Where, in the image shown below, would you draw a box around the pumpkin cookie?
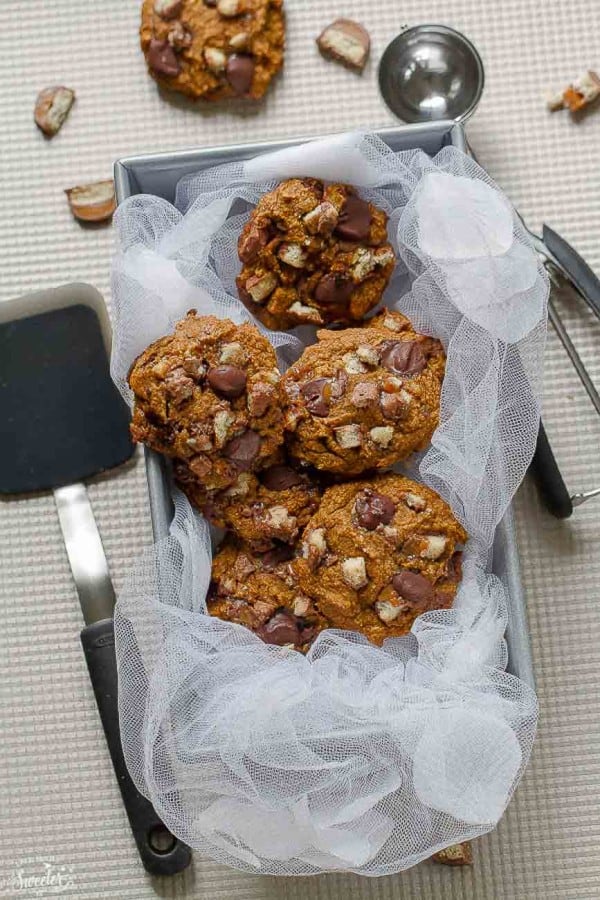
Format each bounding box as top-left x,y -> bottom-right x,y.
294,474 -> 467,646
141,0 -> 285,101
281,316 -> 445,475
209,537 -> 326,650
129,312 -> 283,491
236,178 -> 395,330
175,457 -> 321,550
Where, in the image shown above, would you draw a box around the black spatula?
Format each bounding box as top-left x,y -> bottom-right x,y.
0,283 -> 191,876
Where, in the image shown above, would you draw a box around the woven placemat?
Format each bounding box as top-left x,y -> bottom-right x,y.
1,1 -> 599,897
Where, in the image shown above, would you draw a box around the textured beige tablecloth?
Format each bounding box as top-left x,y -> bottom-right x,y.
1,1 -> 599,898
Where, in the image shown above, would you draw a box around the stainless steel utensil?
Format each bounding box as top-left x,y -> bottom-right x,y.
379,25 -> 484,124
378,25 -> 600,517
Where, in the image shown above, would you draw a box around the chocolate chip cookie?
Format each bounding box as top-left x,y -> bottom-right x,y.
236,178 -> 395,330
175,457 -> 321,550
128,312 -> 283,491
281,316 -> 446,475
294,474 -> 467,646
140,0 -> 285,101
209,537 -> 326,649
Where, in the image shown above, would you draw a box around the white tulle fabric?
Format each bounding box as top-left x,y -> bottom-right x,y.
111,132 -> 546,875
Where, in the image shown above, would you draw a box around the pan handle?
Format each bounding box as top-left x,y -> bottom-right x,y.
80,618 -> 192,875
543,224 -> 600,322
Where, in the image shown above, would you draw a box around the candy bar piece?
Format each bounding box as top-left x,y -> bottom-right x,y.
546,90 -> 565,112
432,841 -> 473,866
563,70 -> 600,112
316,19 -> 370,72
34,86 -> 75,137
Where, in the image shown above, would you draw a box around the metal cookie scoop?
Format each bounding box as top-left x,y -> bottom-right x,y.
379,25 -> 484,124
378,24 -> 600,517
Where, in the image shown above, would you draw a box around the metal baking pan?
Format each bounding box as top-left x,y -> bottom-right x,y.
114,121 -> 535,689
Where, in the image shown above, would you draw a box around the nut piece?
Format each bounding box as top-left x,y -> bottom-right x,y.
204,46 -> 227,72
266,506 -> 296,531
293,596 -> 310,617
154,0 -> 183,18
352,248 -> 377,282
317,19 -> 371,72
404,491 -> 426,512
421,535 -> 447,560
342,352 -> 367,375
382,314 -> 409,333
356,344 -> 380,367
341,557 -> 368,590
217,0 -> 240,16
230,31 -> 250,51
380,390 -> 410,420
219,342 -> 248,365
375,599 -> 401,623
247,382 -> 276,417
351,382 -> 379,408
34,86 -> 75,137
65,180 -> 116,223
246,272 -> 277,303
213,410 -> 235,448
303,201 -> 339,235
370,426 -> 394,448
432,842 -> 473,866
165,367 -> 194,404
289,302 -> 323,324
168,21 -> 192,50
224,472 -> 253,497
278,243 -> 308,268
305,527 -> 327,555
302,527 -> 327,571
335,424 -> 362,449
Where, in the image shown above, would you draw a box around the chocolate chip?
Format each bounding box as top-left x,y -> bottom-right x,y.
260,465 -> 304,491
207,365 -> 247,399
148,38 -> 181,77
392,571 -> 434,606
379,340 -> 427,376
335,195 -> 372,241
257,610 -> 301,646
445,551 -> 463,583
260,545 -> 295,568
226,54 -> 255,95
300,378 -> 331,417
355,490 -> 396,530
224,430 -> 261,471
315,273 -> 354,306
300,625 -> 318,646
204,0 -> 217,5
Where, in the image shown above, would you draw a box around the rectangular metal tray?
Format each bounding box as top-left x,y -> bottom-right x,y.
115,121 -> 535,689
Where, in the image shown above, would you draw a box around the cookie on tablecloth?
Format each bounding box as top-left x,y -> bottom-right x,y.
236,178 -> 395,330
141,0 -> 285,100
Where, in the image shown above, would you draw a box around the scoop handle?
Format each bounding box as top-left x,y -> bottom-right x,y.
530,422 -> 573,519
543,224 -> 600,322
80,618 -> 192,875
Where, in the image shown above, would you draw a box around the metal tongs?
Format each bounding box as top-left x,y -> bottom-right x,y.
526,223 -> 600,517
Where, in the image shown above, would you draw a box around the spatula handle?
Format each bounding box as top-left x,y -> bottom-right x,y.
80,618 -> 192,875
